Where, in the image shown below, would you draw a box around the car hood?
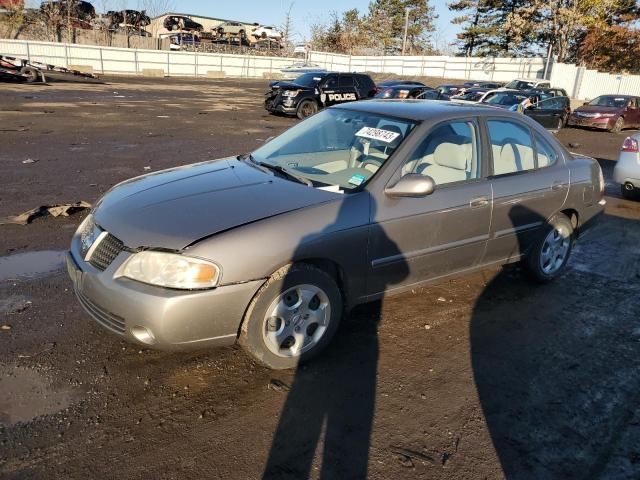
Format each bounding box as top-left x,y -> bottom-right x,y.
93,158 -> 341,250
269,81 -> 314,91
574,105 -> 623,114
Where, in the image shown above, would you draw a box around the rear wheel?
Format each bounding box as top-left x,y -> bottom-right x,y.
239,264 -> 343,370
621,183 -> 637,199
524,214 -> 574,283
20,66 -> 39,83
611,117 -> 624,133
555,116 -> 564,130
296,99 -> 318,119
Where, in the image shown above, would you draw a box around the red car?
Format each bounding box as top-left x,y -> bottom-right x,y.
567,95 -> 640,133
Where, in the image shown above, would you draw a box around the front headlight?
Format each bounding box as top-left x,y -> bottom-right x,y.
122,251 -> 220,290
282,90 -> 300,97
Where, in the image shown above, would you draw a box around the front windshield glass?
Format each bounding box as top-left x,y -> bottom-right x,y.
485,92 -> 528,106
251,109 -> 417,191
457,91 -> 484,101
588,96 -> 629,108
293,73 -> 324,87
504,80 -> 534,89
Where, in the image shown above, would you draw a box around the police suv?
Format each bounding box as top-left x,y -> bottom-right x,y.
265,72 -> 377,119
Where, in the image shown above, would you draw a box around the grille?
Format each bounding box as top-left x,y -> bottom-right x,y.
88,233 -> 124,271
75,289 -> 126,334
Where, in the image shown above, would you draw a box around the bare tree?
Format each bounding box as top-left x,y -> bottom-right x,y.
139,0 -> 174,37
279,2 -> 295,48
1,1 -> 25,39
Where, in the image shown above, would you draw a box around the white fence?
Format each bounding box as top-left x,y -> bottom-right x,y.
1,38 -> 548,81
550,63 -> 640,100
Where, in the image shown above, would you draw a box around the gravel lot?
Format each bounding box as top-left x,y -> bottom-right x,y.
1,76 -> 639,480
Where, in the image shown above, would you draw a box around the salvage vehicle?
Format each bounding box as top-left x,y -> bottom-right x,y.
264,72 -> 376,119
163,15 -> 203,32
614,135 -> 640,199
503,78 -> 551,90
376,79 -> 426,93
523,96 -> 571,129
67,100 -> 605,369
567,95 -> 640,133
450,87 -> 491,103
375,84 -> 434,99
436,84 -> 467,98
215,21 -> 249,39
252,25 -> 282,40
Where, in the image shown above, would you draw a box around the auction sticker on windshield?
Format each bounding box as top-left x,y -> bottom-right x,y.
355,127 -> 400,143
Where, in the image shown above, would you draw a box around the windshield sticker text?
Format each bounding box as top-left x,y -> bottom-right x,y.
355,127 -> 401,143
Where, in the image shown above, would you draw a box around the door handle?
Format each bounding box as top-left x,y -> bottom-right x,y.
470,197 -> 489,208
552,182 -> 565,191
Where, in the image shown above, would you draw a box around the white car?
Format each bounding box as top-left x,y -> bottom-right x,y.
252,26 -> 282,40
614,135 -> 640,199
502,78 -> 551,90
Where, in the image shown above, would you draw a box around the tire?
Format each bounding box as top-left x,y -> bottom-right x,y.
523,214 -> 574,283
611,117 -> 624,133
20,66 -> 39,83
556,117 -> 564,130
296,99 -> 318,119
239,263 -> 343,370
621,184 -> 636,200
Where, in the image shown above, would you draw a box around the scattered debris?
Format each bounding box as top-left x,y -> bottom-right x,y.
157,115 -> 170,118
568,142 -> 581,148
21,158 -> 37,164
268,379 -> 290,393
437,297 -> 446,302
143,166 -> 152,171
424,324 -> 432,330
0,201 -> 91,225
0,295 -> 32,315
1,325 -> 11,330
390,446 -> 437,466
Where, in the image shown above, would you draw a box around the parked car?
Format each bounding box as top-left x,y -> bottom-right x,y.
503,78 -> 551,90
252,25 -> 282,40
161,33 -> 200,50
528,87 -> 569,98
415,89 -> 449,100
216,21 -> 250,38
523,96 -> 571,129
280,62 -> 327,79
163,15 -> 203,32
376,79 -> 426,93
436,84 -> 467,98
375,84 -> 434,99
462,81 -> 503,89
451,87 -> 491,103
264,72 -> 376,119
614,135 -> 640,199
67,100 -> 604,369
482,90 -> 532,109
41,0 -> 95,21
108,9 -> 150,28
567,95 -> 640,133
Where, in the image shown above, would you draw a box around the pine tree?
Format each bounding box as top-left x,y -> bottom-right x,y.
448,0 -> 493,56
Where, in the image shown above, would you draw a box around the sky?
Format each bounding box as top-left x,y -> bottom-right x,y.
114,0 -> 460,50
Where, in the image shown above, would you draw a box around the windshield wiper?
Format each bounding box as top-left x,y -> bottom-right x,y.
241,154 -> 313,187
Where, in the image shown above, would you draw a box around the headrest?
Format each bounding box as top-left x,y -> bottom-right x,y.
433,142 -> 469,170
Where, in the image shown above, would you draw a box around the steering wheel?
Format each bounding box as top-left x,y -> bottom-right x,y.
360,158 -> 383,171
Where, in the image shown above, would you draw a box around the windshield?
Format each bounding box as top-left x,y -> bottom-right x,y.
504,80 -> 535,89
292,73 -> 324,87
588,96 -> 629,108
457,91 -> 484,101
485,92 -> 528,106
251,109 -> 417,191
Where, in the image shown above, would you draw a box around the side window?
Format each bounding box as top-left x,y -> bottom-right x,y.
487,119 -> 535,175
323,76 -> 338,89
401,121 -> 479,186
535,134 -> 558,168
339,76 -> 355,88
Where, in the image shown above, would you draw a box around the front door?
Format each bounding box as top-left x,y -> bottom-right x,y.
320,75 -> 358,108
524,97 -> 569,129
368,119 -> 492,296
484,118 -> 570,264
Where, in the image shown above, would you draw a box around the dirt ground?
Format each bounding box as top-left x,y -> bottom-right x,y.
1,76 -> 639,480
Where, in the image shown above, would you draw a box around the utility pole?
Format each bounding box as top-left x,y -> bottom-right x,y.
401,7 -> 409,55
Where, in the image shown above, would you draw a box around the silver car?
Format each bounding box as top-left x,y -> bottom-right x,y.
614,135 -> 640,199
67,101 -> 605,369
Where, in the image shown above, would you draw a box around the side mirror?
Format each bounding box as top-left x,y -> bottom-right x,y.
385,174 -> 435,198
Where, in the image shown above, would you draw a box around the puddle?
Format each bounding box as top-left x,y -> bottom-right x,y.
0,367 -> 75,426
0,250 -> 65,282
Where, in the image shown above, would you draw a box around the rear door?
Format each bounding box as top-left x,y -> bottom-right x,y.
321,75 -> 358,106
484,118 -> 570,264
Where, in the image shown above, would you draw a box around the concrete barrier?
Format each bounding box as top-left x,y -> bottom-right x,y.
206,70 -> 225,78
142,68 -> 165,77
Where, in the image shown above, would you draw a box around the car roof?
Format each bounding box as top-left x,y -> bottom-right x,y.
332,98 -> 511,121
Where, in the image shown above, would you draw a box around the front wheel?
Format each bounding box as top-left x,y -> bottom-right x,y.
239,264 -> 343,369
20,66 -> 39,83
296,99 -> 318,119
611,117 -> 624,133
523,214 -> 574,283
621,183 -> 637,200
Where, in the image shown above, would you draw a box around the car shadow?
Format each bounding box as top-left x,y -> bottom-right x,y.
470,206 -> 640,479
262,193 -> 409,479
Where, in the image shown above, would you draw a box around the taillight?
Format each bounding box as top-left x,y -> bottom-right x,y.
622,136 -> 639,152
